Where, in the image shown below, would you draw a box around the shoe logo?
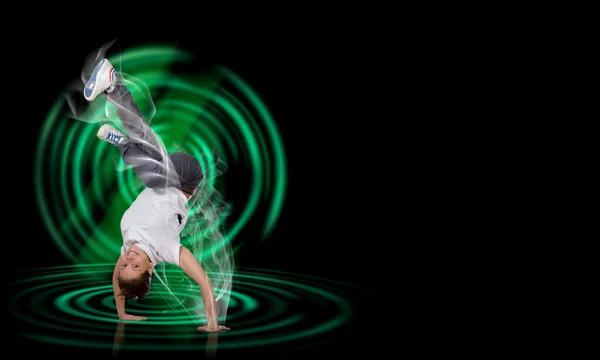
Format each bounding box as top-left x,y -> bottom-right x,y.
87,81 -> 95,89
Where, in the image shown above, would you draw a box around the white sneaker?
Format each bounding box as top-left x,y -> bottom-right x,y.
97,124 -> 126,146
84,58 -> 117,101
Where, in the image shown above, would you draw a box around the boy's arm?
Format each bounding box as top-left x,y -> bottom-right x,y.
112,257 -> 127,318
112,257 -> 146,321
178,246 -> 229,332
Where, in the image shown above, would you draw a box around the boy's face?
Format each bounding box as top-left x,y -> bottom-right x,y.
119,244 -> 153,280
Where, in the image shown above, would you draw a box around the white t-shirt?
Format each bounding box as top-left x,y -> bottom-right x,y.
120,187 -> 188,266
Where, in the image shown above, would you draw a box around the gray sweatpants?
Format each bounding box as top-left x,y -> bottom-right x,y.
105,81 -> 178,189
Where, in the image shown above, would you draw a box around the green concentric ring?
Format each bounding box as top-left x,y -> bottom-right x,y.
8,266 -> 362,351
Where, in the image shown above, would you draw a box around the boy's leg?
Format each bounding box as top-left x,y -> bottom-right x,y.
105,81 -> 163,157
86,59 -> 170,188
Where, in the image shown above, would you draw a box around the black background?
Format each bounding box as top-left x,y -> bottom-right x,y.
7,30 -> 382,358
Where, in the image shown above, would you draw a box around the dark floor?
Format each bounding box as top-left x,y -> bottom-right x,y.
8,265 -> 372,358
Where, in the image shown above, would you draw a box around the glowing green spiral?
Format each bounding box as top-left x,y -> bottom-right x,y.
34,45 -> 287,263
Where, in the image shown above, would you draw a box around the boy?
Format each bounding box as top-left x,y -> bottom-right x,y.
84,58 -> 229,333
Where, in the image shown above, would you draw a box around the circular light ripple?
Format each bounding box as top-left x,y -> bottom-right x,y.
8,266 -> 364,352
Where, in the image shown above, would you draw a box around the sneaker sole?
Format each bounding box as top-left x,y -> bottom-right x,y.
84,59 -> 106,100
84,60 -> 115,101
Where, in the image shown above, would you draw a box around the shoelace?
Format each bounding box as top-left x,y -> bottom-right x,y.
106,132 -> 122,145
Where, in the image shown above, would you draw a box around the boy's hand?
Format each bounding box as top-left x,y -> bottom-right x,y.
119,314 -> 147,321
197,325 -> 230,333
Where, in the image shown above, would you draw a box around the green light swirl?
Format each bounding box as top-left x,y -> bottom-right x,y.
34,45 -> 287,263
8,266 -> 364,351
